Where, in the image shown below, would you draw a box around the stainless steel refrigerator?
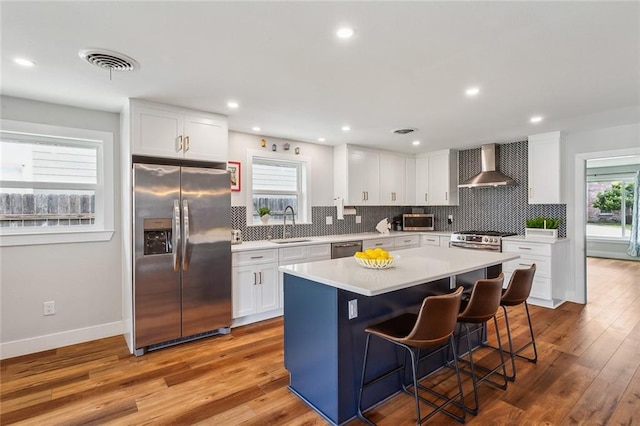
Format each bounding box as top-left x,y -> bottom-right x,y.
132,159 -> 231,355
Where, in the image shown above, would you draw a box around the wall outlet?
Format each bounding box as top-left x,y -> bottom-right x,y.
448,214 -> 453,224
355,215 -> 361,224
326,216 -> 333,225
43,301 -> 56,316
348,299 -> 358,319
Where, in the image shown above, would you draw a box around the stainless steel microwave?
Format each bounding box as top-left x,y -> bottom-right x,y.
402,213 -> 434,231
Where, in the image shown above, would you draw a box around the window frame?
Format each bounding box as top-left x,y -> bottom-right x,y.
245,149 -> 311,225
0,119 -> 114,246
586,174 -> 635,241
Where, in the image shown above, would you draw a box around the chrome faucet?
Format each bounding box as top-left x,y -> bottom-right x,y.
283,205 -> 296,239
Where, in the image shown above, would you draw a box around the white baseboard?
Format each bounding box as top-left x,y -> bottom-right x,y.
0,321 -> 123,360
587,251 -> 640,261
232,309 -> 283,327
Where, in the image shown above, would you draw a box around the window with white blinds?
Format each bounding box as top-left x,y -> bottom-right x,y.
251,157 -> 306,223
0,119 -> 114,246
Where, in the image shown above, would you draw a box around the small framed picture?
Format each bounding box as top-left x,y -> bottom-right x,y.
227,161 -> 241,192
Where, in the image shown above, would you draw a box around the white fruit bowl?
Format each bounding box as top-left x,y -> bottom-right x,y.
354,255 -> 397,269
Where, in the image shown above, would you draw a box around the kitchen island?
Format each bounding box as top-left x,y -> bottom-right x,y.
280,246 -> 519,425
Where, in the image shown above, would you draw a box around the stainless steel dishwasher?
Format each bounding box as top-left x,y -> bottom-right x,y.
331,241 -> 363,259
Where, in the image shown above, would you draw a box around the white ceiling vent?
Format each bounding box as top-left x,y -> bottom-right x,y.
78,49 -> 139,74
392,128 -> 418,135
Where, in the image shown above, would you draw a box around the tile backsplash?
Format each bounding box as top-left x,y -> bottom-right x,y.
232,140 -> 566,241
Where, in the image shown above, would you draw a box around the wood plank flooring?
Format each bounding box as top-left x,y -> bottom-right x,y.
1,257 -> 639,425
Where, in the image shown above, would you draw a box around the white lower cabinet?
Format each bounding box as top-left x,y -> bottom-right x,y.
421,234 -> 440,247
394,234 -> 420,250
232,249 -> 279,321
363,238 -> 394,250
502,237 -> 569,309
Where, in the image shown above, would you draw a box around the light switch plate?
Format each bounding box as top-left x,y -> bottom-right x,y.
348,299 -> 358,319
355,216 -> 361,224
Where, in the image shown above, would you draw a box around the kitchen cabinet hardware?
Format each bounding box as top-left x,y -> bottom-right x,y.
518,247 -> 532,250
184,136 -> 190,151
176,135 -> 183,151
250,256 -> 264,259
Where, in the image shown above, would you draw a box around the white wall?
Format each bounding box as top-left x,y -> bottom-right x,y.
227,131 -> 334,208
563,122 -> 640,304
0,96 -> 122,358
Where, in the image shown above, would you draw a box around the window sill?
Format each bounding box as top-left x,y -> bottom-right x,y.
586,236 -> 631,244
0,229 -> 114,247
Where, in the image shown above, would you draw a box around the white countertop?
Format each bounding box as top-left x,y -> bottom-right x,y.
231,231 -> 452,252
279,246 -> 519,296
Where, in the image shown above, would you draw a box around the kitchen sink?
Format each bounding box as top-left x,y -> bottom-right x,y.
269,238 -> 314,244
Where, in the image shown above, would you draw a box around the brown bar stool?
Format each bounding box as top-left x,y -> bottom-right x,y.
455,273 -> 508,415
357,287 -> 465,425
497,264 -> 538,381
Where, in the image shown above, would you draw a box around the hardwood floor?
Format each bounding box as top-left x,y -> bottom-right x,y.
2,257 -> 639,425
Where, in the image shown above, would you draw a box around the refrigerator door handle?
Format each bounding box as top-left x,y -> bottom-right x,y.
182,199 -> 190,271
173,199 -> 181,272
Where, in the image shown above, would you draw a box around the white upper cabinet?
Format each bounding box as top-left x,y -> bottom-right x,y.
335,145 -> 380,205
405,157 -> 416,205
528,131 -> 565,204
130,100 -> 228,162
415,149 -> 459,206
335,145 -> 416,206
379,152 -> 407,204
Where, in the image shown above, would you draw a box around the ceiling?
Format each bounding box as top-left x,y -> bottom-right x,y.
2,1 -> 639,154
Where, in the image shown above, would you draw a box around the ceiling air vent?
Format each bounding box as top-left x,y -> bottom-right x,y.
392,128 -> 418,135
79,49 -> 139,78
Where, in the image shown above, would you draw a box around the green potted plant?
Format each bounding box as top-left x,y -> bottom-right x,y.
525,217 -> 561,239
258,206 -> 271,224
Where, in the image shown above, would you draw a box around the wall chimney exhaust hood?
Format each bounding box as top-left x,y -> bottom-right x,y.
458,143 -> 516,188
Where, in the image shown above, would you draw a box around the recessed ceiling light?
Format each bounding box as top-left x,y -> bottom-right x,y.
465,87 -> 480,96
252,126 -> 261,132
318,137 -> 326,142
342,126 -> 350,132
227,101 -> 239,108
336,27 -> 355,39
412,140 -> 421,146
14,57 -> 35,67
530,116 -> 543,123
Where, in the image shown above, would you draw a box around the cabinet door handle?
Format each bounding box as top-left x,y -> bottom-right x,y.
404,239 -> 412,243
259,272 -> 263,285
518,247 -> 532,250
425,238 -> 436,242
184,136 -> 190,152
445,191 -> 448,201
253,272 -> 257,285
519,263 -> 533,266
374,242 -> 383,246
250,255 -> 264,259
362,191 -> 366,201
177,135 -> 183,152
424,192 -> 428,202
366,191 -> 369,201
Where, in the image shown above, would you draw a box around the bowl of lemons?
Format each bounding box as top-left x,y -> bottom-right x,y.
353,247 -> 397,269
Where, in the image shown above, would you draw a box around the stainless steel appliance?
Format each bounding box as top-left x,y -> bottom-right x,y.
449,230 -> 516,284
133,158 -> 231,355
450,231 -> 516,251
331,241 -> 363,259
402,213 -> 434,231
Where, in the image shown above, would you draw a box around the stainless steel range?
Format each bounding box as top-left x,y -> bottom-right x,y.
450,231 -> 516,252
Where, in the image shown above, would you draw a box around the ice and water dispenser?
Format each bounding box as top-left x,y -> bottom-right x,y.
143,218 -> 173,255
